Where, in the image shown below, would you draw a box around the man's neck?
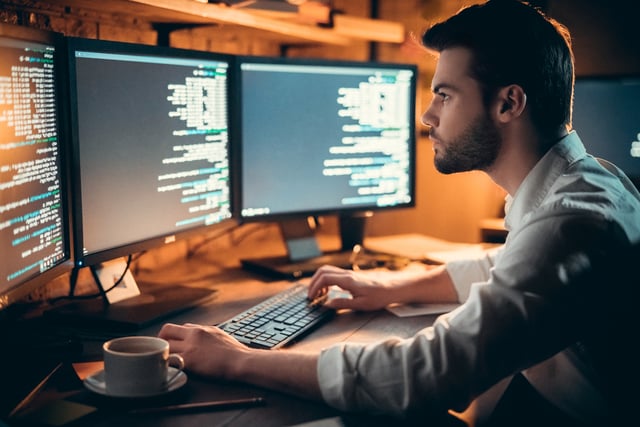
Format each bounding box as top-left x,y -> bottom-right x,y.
486,128 -> 567,196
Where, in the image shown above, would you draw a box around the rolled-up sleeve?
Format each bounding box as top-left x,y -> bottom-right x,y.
446,248 -> 499,302
317,329 -> 463,416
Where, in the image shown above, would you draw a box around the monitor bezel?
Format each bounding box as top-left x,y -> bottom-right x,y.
233,54 -> 418,224
65,37 -> 238,268
0,23 -> 75,312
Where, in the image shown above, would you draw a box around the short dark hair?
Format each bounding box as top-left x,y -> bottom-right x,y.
422,0 -> 574,145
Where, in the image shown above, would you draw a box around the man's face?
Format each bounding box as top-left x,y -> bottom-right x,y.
421,48 -> 501,174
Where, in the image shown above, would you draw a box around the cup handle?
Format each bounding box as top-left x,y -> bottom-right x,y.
166,353 -> 185,386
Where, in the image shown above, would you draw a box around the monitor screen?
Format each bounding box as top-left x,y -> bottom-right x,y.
235,56 -> 417,276
237,56 -> 417,222
66,38 -> 236,268
572,75 -> 640,185
0,24 -> 73,311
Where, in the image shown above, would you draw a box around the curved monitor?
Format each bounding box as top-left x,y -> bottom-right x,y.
66,38 -> 236,268
0,23 -> 74,312
235,56 -> 417,276
573,75 -> 640,187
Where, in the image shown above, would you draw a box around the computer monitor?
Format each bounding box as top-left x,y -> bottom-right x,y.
572,75 -> 640,188
0,23 -> 74,314
0,23 -> 75,421
236,56 -> 417,277
48,38 -> 236,330
67,37 -> 235,268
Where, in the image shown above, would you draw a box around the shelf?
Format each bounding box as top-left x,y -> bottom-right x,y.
61,0 -> 406,46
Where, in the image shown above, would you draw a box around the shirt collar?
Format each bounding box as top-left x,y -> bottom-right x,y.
504,131 -> 587,231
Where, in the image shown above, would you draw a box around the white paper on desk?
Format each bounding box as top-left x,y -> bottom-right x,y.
386,302 -> 460,317
424,246 -> 488,264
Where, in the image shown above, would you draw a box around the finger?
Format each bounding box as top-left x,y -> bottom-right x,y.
309,265 -> 342,286
308,269 -> 347,298
158,323 -> 186,340
183,322 -> 204,328
308,267 -> 328,297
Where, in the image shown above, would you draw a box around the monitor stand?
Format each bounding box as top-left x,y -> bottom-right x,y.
241,212 -> 373,279
45,258 -> 217,333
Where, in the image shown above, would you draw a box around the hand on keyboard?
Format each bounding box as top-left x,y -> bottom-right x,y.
217,283 -> 336,349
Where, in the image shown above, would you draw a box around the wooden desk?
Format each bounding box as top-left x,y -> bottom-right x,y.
10,227 -> 464,426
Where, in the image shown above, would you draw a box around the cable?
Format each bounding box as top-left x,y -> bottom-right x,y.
186,222 -> 245,258
85,254 -> 133,299
52,255 -> 133,303
229,222 -> 273,246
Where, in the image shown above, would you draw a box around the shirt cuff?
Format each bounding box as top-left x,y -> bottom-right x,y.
445,254 -> 495,302
317,343 -> 363,411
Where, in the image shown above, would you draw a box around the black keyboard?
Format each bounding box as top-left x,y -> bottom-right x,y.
218,283 -> 335,349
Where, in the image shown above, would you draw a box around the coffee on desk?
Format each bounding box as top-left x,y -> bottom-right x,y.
103,336 -> 184,397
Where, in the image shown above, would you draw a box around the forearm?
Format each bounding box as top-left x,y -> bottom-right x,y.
388,264 -> 459,304
230,348 -> 323,401
310,264 -> 460,312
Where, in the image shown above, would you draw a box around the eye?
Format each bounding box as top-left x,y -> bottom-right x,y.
434,89 -> 450,103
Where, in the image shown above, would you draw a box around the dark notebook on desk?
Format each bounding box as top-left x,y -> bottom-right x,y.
45,284 -> 217,333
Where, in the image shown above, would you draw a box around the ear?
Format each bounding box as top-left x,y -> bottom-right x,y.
495,84 -> 527,123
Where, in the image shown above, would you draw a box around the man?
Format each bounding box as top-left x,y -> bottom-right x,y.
159,1 -> 640,425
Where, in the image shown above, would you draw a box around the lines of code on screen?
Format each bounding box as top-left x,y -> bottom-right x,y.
240,62 -> 414,218
73,50 -> 232,258
0,37 -> 66,293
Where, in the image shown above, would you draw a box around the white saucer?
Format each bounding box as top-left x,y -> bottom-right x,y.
84,367 -> 187,398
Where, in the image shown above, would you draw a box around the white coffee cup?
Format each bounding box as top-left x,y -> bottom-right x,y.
103,336 -> 184,397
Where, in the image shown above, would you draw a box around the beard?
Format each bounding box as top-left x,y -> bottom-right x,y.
432,112 -> 502,174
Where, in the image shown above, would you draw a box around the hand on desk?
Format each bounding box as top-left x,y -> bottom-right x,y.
157,322 -> 323,401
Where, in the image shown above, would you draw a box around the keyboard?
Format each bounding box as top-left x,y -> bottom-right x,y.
217,282 -> 335,349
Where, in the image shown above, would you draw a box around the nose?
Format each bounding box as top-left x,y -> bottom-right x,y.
420,111 -> 430,128
421,105 -> 436,129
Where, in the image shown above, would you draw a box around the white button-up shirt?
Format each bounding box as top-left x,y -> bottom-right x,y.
317,132 -> 640,424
